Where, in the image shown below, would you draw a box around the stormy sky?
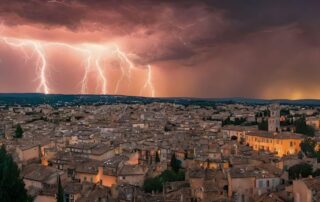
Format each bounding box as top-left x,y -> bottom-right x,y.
0,0 -> 320,99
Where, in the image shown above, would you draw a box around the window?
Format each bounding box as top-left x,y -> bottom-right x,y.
267,180 -> 270,187
65,194 -> 69,202
290,142 -> 293,147
67,168 -> 74,177
65,194 -> 74,202
83,176 -> 87,182
258,180 -> 264,188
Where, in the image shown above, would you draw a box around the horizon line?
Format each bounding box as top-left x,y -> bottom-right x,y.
0,92 -> 320,101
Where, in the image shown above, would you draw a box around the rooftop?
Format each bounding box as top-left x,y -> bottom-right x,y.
246,131 -> 304,139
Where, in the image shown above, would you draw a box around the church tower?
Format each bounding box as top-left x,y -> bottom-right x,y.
268,104 -> 280,132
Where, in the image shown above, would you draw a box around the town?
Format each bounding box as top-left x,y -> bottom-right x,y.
1,102 -> 320,202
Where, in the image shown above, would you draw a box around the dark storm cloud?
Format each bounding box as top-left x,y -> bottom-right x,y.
2,0 -> 320,60
0,0 -> 85,27
1,0 -> 320,39
0,0 -> 225,62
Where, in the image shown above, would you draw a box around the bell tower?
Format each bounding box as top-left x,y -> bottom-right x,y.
268,104 -> 280,132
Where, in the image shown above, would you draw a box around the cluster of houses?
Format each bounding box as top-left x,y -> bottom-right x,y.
1,102 -> 320,201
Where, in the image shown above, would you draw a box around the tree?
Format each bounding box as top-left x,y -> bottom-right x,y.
280,117 -> 293,126
160,170 -> 185,182
233,118 -> 246,125
14,124 -> 23,138
255,112 -> 263,118
300,138 -> 317,157
312,169 -> 320,177
258,120 -> 268,131
288,163 -> 313,180
164,121 -> 175,132
300,138 -> 320,162
155,151 -> 160,163
280,109 -> 290,116
170,153 -> 181,173
262,109 -> 270,117
0,145 -> 6,161
0,145 -> 31,202
222,117 -> 246,126
56,175 -> 64,202
222,117 -> 232,126
143,169 -> 185,193
294,118 -> 315,137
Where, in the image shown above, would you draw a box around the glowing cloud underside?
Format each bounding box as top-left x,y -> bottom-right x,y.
0,37 -> 155,97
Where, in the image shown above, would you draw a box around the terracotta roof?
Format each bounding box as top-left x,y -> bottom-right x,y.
246,131 -> 304,139
302,176 -> 320,191
119,165 -> 146,176
23,164 -> 60,182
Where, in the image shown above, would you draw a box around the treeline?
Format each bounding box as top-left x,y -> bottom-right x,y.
0,146 -> 32,202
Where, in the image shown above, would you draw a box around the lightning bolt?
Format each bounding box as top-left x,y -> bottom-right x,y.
140,64 -> 155,97
112,45 -> 135,94
35,44 -> 49,94
81,55 -> 91,94
44,42 -> 94,94
0,34 -> 157,96
169,17 -> 209,47
2,38 -> 50,94
95,56 -> 107,94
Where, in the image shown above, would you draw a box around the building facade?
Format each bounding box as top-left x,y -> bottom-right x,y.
245,131 -> 303,157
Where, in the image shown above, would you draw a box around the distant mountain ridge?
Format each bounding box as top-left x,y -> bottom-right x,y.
0,93 -> 320,107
